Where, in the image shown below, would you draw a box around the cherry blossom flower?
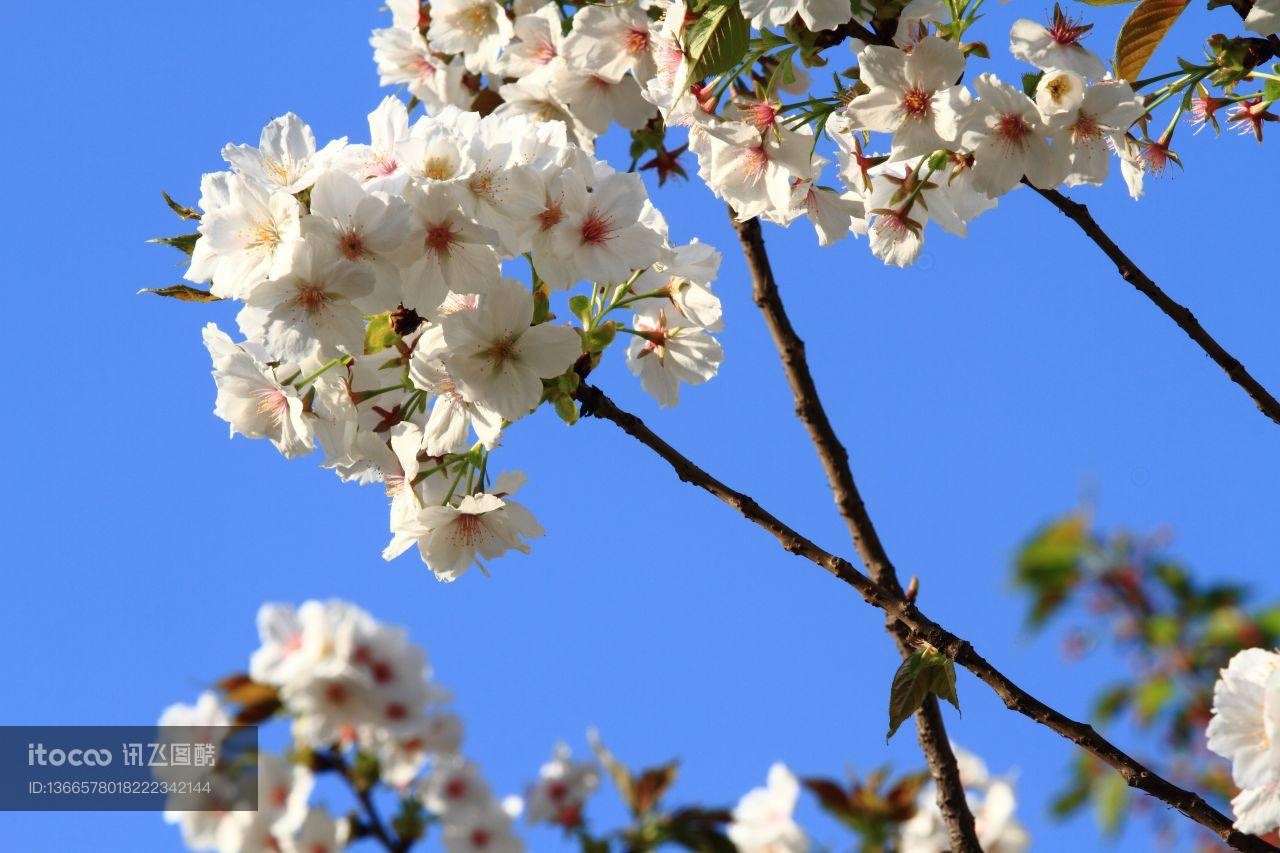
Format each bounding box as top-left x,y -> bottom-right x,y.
524,744 -> 599,826
1010,6 -> 1107,82
189,174 -> 302,300
238,242 -> 374,362
1047,81 -> 1145,187
740,0 -> 852,36
439,277 -> 581,420
1034,68 -> 1086,116
427,0 -> 513,73
844,37 -> 967,160
222,113 -> 346,194
561,5 -> 655,84
371,28 -> 469,114
553,171 -> 667,285
704,122 -> 817,221
727,763 -> 808,853
1208,648 -> 1280,834
401,185 -> 502,311
503,4 -> 565,79
962,73 -> 1063,197
626,304 -> 723,407
203,324 -> 314,459
409,335 -> 505,455
305,169 -> 414,304
552,64 -> 657,135
385,472 -> 545,579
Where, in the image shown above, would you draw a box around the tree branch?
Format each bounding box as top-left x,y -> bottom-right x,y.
1032,184 -> 1280,428
324,750 -> 406,852
575,383 -> 1276,853
732,214 -> 982,853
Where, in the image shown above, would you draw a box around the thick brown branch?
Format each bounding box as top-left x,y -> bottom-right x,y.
1032,184 -> 1280,428
576,383 -> 1276,853
733,214 -> 981,852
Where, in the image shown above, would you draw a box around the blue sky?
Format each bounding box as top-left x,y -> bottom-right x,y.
2,1 -> 1278,850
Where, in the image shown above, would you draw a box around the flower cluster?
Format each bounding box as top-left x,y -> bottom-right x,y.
1209,648 -> 1280,836
899,749 -> 1030,853
161,600 -> 1029,852
163,600 -> 518,853
177,99 -> 724,581
367,0 -> 1279,269
722,750 -> 1028,853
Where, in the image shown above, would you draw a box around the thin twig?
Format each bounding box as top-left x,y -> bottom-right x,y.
576,383 -> 1276,853
326,750 -> 404,852
732,214 -> 982,853
1032,184 -> 1280,428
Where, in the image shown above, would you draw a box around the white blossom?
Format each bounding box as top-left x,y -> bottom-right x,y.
727,763 -> 808,853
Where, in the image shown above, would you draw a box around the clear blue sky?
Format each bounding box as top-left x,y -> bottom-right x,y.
2,1 -> 1278,850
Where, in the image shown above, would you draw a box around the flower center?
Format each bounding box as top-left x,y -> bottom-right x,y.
482,334 -> 519,365
339,229 -> 367,260
324,682 -> 348,706
255,388 -> 290,426
421,155 -> 455,181
468,170 -> 496,200
295,281 -> 329,313
625,27 -> 650,55
1072,112 -> 1101,141
902,86 -> 932,118
251,219 -> 281,250
743,145 -> 770,176
532,40 -> 557,65
579,210 -> 613,245
425,223 -> 458,255
459,3 -> 491,37
411,55 -> 437,81
367,154 -> 400,178
538,202 -> 565,231
996,112 -> 1031,145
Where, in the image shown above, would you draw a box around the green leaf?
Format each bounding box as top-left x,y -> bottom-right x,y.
1013,513 -> 1089,627
1134,675 -> 1174,722
887,648 -> 960,740
162,191 -> 201,221
363,312 -> 399,354
138,284 -> 224,303
1092,684 -> 1131,722
1021,71 -> 1045,98
1253,605 -> 1280,641
149,233 -> 200,256
1142,613 -> 1179,647
569,294 -> 593,325
1115,0 -> 1191,83
684,0 -> 749,80
1092,771 -> 1130,835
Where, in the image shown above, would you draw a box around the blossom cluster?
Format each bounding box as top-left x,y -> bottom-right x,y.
163,600 -> 520,853
722,750 -> 1028,852
181,100 -> 724,581
161,600 -> 1029,852
368,0 -> 1279,269
1208,648 -> 1280,836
